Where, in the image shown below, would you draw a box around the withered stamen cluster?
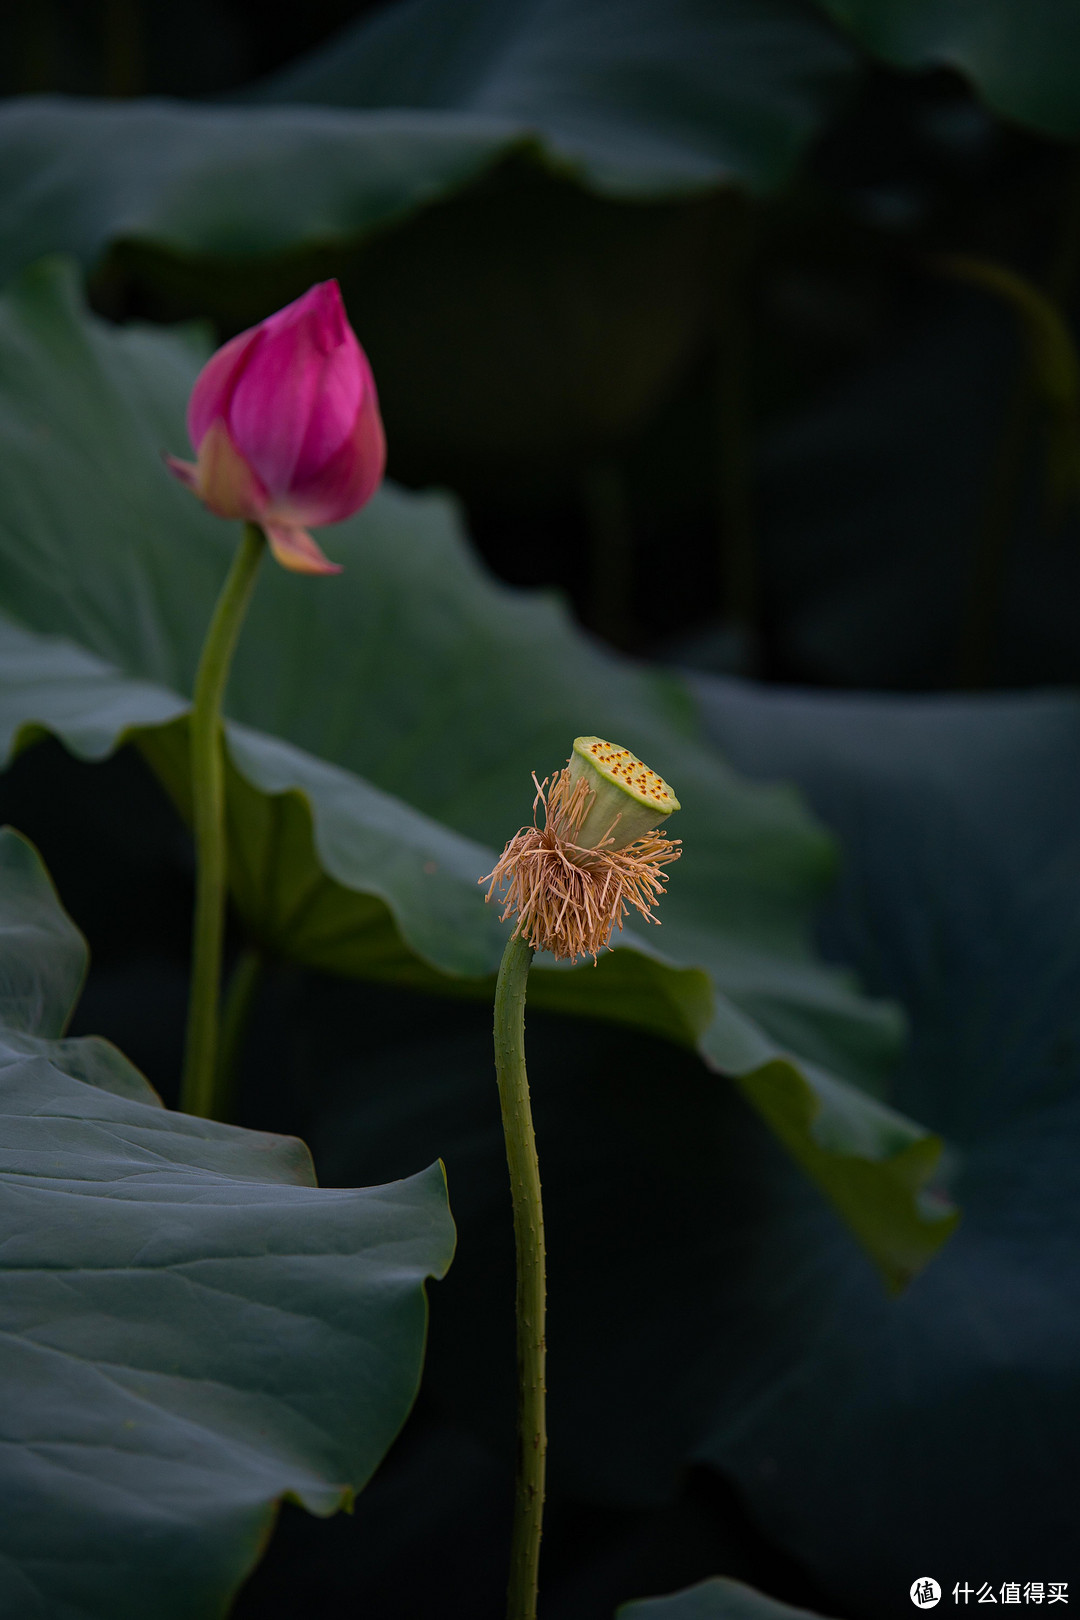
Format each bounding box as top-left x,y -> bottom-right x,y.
481,767 -> 681,963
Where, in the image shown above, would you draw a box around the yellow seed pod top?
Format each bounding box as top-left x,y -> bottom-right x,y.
574,737 -> 680,813
566,736 -> 680,850
482,738 -> 682,958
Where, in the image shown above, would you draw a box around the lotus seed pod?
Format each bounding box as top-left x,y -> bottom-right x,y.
566,736 -> 680,851
482,741 -> 681,962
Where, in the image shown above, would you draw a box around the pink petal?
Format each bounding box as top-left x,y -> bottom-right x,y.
259,279 -> 350,348
267,383 -> 386,528
262,522 -> 343,575
186,327 -> 261,451
289,330 -> 368,487
163,453 -> 200,492
226,282 -> 361,497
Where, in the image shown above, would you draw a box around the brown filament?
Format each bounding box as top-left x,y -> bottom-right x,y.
482,767 -> 681,964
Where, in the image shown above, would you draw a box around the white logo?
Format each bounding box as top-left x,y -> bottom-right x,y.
911,1579 -> 942,1608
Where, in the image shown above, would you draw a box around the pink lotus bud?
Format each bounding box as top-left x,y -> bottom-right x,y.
165,280 -> 385,574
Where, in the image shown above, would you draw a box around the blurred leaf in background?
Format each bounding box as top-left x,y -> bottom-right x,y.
689,674 -> 1080,1617
3,0 -> 1080,677
0,0 -> 857,499
618,1578 -> 839,1619
816,0 -> 1080,139
746,287 -> 1080,689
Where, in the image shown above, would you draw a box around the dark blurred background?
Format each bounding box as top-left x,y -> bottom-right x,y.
2,0 -> 380,99
4,0 -> 1080,692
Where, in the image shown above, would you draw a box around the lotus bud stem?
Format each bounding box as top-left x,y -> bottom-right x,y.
171,281 -> 384,1118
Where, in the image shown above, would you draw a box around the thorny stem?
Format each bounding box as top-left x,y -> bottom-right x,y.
180,522 -> 266,1118
492,932 -> 546,1620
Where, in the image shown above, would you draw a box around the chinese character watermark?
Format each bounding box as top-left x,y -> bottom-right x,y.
946,1582 -> 1068,1606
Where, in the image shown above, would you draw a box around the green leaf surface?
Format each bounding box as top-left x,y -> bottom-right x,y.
618,1578 -> 839,1620
0,96 -> 519,292
250,0 -> 855,195
687,675 -> 1080,1617
0,256 -> 953,1286
816,0 -> 1080,139
0,826 -> 455,1619
0,809 -> 85,1038
0,0 -> 854,291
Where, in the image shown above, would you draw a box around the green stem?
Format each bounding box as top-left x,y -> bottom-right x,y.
493,932 -> 545,1620
180,522 -> 266,1118
212,945 -> 264,1123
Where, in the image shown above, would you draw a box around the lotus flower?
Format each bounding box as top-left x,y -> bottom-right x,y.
166,280 -> 385,574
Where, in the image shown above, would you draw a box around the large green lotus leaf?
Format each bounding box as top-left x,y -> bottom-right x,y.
0,99 -> 515,292
0,1 -> 854,489
687,675 -> 1080,1618
0,825 -> 455,1620
250,0 -> 854,196
816,0 -> 1080,140
0,257 -> 953,1285
619,1579 -> 839,1620
0,0 -> 854,279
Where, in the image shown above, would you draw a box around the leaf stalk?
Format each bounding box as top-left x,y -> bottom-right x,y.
213,944 -> 264,1121
180,522 -> 265,1118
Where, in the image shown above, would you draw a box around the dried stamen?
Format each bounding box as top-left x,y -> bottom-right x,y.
481,759 -> 681,964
